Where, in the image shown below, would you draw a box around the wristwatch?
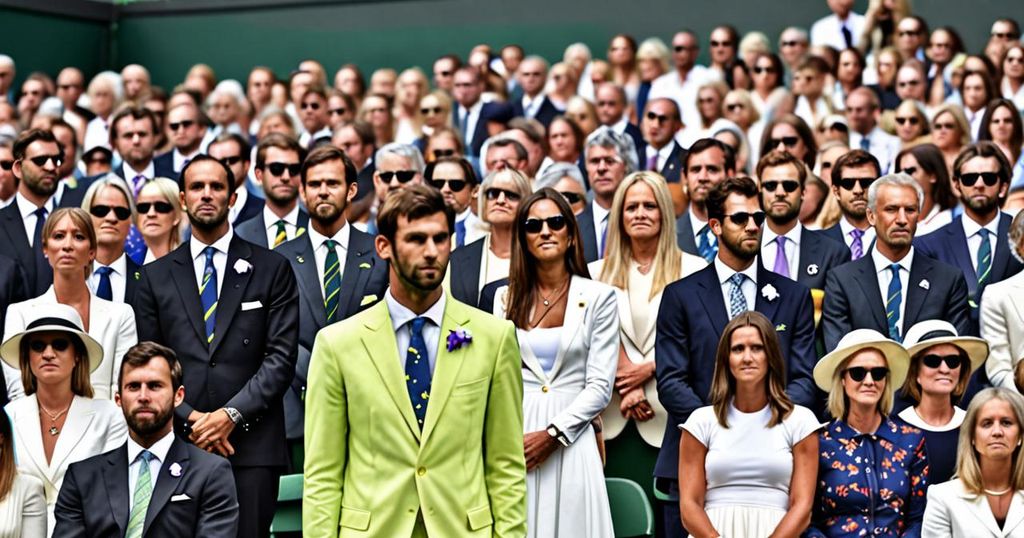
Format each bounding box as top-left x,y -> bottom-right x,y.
546,424 -> 570,447
224,407 -> 243,424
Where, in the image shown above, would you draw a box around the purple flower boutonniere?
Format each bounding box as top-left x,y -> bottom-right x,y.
446,327 -> 473,352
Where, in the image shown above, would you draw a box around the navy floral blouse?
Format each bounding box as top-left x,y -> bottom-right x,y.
803,416 -> 929,538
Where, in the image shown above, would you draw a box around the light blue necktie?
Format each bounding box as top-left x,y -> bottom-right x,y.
886,263 -> 902,341
728,273 -> 747,319
126,450 -> 155,538
697,225 -> 717,263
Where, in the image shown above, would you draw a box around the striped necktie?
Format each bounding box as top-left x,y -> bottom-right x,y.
273,220 -> 288,248
323,239 -> 341,322
200,247 -> 218,345
126,450 -> 155,538
975,228 -> 992,306
886,263 -> 902,341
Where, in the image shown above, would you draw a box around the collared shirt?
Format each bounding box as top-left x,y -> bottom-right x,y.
848,126 -> 899,174
648,65 -> 720,130
228,185 -> 249,225
173,148 -> 202,173
0,195 -> 12,209
299,127 -> 332,149
965,107 -> 985,142
90,254 -> 129,303
610,115 -> 629,135
591,200 -> 610,254
15,192 -> 56,247
458,101 -> 484,151
123,161 -> 156,183
261,205 -> 302,248
689,210 -> 709,245
126,430 -> 175,509
872,246 -> 914,336
454,207 -> 485,248
761,224 -> 803,280
307,223 -> 351,302
714,256 -> 758,313
794,95 -> 831,132
838,217 -> 876,252
810,12 -> 866,51
962,212 -> 1001,274
190,227 -> 234,295
645,141 -> 675,172
385,289 -> 445,375
521,93 -> 544,119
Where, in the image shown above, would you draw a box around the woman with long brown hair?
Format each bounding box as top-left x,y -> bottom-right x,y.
0,413 -> 44,537
895,143 -> 958,236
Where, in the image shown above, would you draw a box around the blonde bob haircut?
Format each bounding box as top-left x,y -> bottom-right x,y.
956,388 -> 1024,496
599,171 -> 683,300
826,348 -> 895,419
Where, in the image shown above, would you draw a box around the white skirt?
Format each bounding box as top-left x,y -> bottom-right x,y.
695,504 -> 786,538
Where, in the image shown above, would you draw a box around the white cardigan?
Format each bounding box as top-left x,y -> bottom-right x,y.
981,271 -> 1024,390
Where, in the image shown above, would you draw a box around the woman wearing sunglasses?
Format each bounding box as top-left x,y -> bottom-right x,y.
807,329 -> 929,538
415,90 -> 453,158
931,104 -> 972,176
895,320 -> 988,484
485,188 -> 618,538
758,114 -> 818,170
135,177 -> 184,264
895,143 -> 957,236
891,99 -> 931,149
2,208 -> 137,401
1,304 -> 127,532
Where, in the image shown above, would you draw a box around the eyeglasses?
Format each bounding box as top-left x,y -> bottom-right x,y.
959,172 -> 1001,187
265,162 -> 302,176
379,170 -> 417,183
645,111 -> 671,123
90,205 -> 131,221
301,102 -> 321,110
218,156 -> 243,167
330,108 -> 348,116
429,178 -> 468,192
992,32 -> 1021,40
835,177 -> 876,190
901,166 -> 918,175
420,107 -> 443,115
898,30 -> 921,37
485,187 -> 522,202
894,116 -> 920,126
168,120 -> 196,131
845,366 -> 889,382
920,354 -> 963,370
137,201 -> 174,214
28,338 -> 71,353
0,160 -> 12,171
722,211 -> 765,227
725,103 -> 745,112
752,66 -> 775,74
769,137 -> 799,148
673,45 -> 696,52
762,180 -> 800,193
28,154 -> 63,167
780,40 -> 802,48
932,122 -> 956,131
523,215 -> 567,234
709,40 -> 732,48
559,191 -> 583,204
433,149 -> 456,159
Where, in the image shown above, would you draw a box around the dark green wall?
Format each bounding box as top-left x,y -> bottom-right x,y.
0,6 -> 110,85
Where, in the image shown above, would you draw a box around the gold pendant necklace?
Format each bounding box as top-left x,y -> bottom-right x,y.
39,402 -> 71,436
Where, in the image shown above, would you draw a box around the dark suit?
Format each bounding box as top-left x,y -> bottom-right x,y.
133,236 -> 299,538
275,228 -> 389,440
510,94 -> 560,127
792,229 -> 852,291
574,204 -> 601,263
453,101 -> 514,157
54,436 -> 239,538
674,210 -> 702,257
234,208 -> 310,249
820,222 -> 845,244
153,151 -> 177,180
622,122 -> 646,164
114,159 -> 177,186
645,142 -> 686,184
124,256 -> 141,306
0,253 -> 25,409
448,237 -> 487,308
0,201 -> 52,297
232,191 -> 264,226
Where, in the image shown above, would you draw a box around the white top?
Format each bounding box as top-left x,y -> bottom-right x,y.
761,224 -> 803,281
172,148 -> 201,174
0,474 -> 45,538
714,257 -> 757,314
189,228 -> 233,296
260,204 -> 302,248
89,254 -> 128,303
848,126 -> 900,175
385,288 -> 445,374
872,246 -> 915,336
962,212 -> 1001,274
479,235 -> 511,292
122,162 -> 156,184
126,430 -> 174,508
306,223 -> 351,301
1002,78 -> 1024,112
916,205 -> 954,237
794,95 -> 831,131
648,65 -> 720,130
591,200 -> 610,257
898,406 -> 966,432
810,12 -> 866,50
682,403 -> 820,510
525,327 -> 561,374
14,193 -> 56,248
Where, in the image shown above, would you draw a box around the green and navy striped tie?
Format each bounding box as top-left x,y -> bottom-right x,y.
976,228 -> 992,305
323,239 -> 341,322
126,450 -> 154,538
200,247 -> 218,345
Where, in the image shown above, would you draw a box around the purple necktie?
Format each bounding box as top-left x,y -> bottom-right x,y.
131,174 -> 146,199
646,154 -> 659,171
850,228 -> 865,260
773,236 -> 790,278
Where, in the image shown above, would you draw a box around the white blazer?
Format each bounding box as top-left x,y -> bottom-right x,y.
3,287 -> 137,400
923,479 -> 1024,537
589,253 -> 707,447
981,272 -> 1024,390
5,395 -> 127,534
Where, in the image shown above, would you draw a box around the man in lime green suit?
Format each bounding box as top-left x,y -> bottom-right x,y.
303,185 -> 527,537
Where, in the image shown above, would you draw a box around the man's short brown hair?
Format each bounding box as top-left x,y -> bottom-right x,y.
118,341 -> 184,393
756,150 -> 809,186
376,184 -> 453,245
301,145 -> 358,186
108,106 -> 158,142
255,132 -> 304,169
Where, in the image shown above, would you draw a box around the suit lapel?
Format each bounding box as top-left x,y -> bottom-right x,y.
210,238 -> 253,357
695,266 -> 730,332
947,219 -> 977,293
676,211 -> 698,254
420,298 -> 471,445
754,266 -> 782,321
290,237 -> 327,328
339,231 -> 376,318
169,245 -> 207,345
103,446 -> 131,536
903,257 -> 933,328
13,397 -> 49,482
993,213 -> 1019,282
361,303 -> 421,441
49,397 -> 96,483
144,438 -> 190,534
614,287 -> 640,350
659,144 -> 681,179
852,258 -> 888,332
548,277 -> 587,380
1004,491 -> 1024,535
454,239 -> 483,305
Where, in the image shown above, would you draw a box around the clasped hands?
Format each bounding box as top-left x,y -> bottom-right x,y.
616,361 -> 655,422
188,409 -> 236,457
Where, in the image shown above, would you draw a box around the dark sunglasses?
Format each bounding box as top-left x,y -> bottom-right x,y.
429,178 -> 468,192
137,201 -> 174,214
673,45 -> 694,52
762,180 -> 800,193
895,116 -> 920,126
901,166 -> 918,175
726,103 -> 745,112
168,120 -> 195,131
845,366 -> 889,382
0,160 -> 12,171
898,29 -> 921,37
421,107 -> 443,115
920,354 -> 963,370
769,137 -> 799,148
301,102 -> 321,110
992,32 -> 1020,40
523,215 -> 567,234
433,149 -> 456,159
959,172 -> 1001,187
330,108 -> 348,116
780,40 -> 801,47
709,40 -> 732,48
723,211 -> 766,227
266,162 -> 302,176
29,338 -> 71,353
485,187 -> 522,202
835,177 -> 875,191
380,170 -> 417,183
28,154 -> 63,167
90,205 -> 131,221
645,111 -> 670,123
752,66 -> 775,74
559,191 -> 583,204
218,156 -> 243,167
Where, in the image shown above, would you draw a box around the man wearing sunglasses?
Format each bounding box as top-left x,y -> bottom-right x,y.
655,176 -> 817,538
236,133 -> 309,249
208,133 -> 262,226
110,107 -> 175,195
778,27 -> 809,82
511,56 -> 558,127
822,149 -> 881,260
641,98 -> 686,213
846,88 -> 899,175
155,102 -> 208,181
372,142 -> 426,221
298,86 -> 331,150
674,138 -> 735,262
0,139 -> 16,208
425,156 -> 481,249
579,127 -> 637,262
823,172 -> 970,353
84,176 -> 140,305
649,31 -> 720,131
895,16 -> 929,63
915,142 -> 1022,335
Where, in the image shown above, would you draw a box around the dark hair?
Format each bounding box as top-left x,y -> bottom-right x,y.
831,149 -> 881,185
995,18 -> 1022,39
337,64 -> 366,98
797,55 -> 830,75
752,53 -> 785,90
960,71 -> 997,108
425,156 -> 478,185
706,176 -> 759,221
643,98 -> 682,124
724,58 -> 750,90
210,132 -> 251,160
376,184 -> 453,245
903,15 -> 930,36
13,128 -> 59,161
901,346 -> 971,405
49,118 -> 78,153
337,120 -> 375,147
20,333 -> 92,398
978,99 -> 1024,166
301,145 -> 358,186
756,150 -> 809,186
178,154 -> 235,193
256,132 -> 305,169
301,83 -> 328,103
109,106 -> 158,142
0,413 -> 15,502
685,138 -> 736,174
548,116 -> 585,157
505,188 -> 591,329
610,33 -> 639,55
436,54 -> 464,70
508,117 -> 545,147
953,141 -> 1012,186
118,341 -> 184,393
932,26 -> 965,55
895,143 -> 957,211
836,48 -> 866,85
759,114 -> 818,168
489,138 -> 528,162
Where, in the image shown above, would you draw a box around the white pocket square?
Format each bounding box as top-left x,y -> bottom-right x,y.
170,494 -> 191,502
241,300 -> 263,311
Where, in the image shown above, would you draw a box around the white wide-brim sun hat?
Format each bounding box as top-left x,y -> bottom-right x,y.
813,328 -> 910,391
0,304 -> 104,373
902,319 -> 988,374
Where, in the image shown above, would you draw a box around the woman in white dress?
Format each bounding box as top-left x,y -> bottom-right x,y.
679,311 -> 820,538
490,188 -> 618,538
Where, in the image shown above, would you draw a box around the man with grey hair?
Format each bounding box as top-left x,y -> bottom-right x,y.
823,171 -> 970,351
0,55 -> 15,103
535,163 -> 587,215
778,27 -> 810,81
372,142 -> 425,218
578,126 -> 637,262
511,56 -> 558,126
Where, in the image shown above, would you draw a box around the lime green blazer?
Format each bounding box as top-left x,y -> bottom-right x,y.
303,294 -> 527,537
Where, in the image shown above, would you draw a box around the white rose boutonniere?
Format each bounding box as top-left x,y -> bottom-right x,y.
761,283 -> 779,302
234,259 -> 252,274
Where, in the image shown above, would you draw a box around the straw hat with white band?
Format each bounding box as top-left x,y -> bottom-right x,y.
813,328 -> 911,391
902,319 -> 988,374
0,304 -> 104,373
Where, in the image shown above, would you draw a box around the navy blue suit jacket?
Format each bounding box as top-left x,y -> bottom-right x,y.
654,263 -> 817,479
454,101 -> 514,157
234,208 -> 310,249
0,202 -> 52,297
623,122 -> 645,164
511,95 -> 560,127
153,151 -> 177,180
574,204 -> 601,263
448,238 -> 486,308
232,192 -> 264,226
652,142 -> 686,184
675,210 -> 701,257
794,229 -> 853,291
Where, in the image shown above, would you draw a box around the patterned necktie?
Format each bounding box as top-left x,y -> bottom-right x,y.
323,239 -> 341,322
697,225 -> 718,263
124,226 -> 147,264
728,273 -> 747,319
405,317 -> 431,429
131,174 -> 147,199
273,220 -> 288,248
126,450 -> 155,538
455,219 -> 466,248
95,266 -> 114,301
773,236 -> 790,278
976,228 -> 992,305
32,206 -> 47,248
850,228 -> 865,260
200,247 -> 218,345
886,263 -> 902,341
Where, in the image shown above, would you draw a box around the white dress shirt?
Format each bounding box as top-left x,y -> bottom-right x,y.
458,101 -> 484,149
592,200 -> 610,255
15,192 -> 56,247
122,161 -> 156,182
761,224 -> 802,280
126,430 -> 175,509
714,257 -> 758,313
521,93 -> 544,119
872,246 -> 914,337
965,107 -> 985,142
838,217 -> 876,251
299,126 -> 332,148
645,142 -> 674,172
810,12 -> 866,50
172,148 -> 201,173
962,212 -> 1001,274
228,185 -> 249,224
848,126 -> 900,174
306,223 -> 351,302
385,289 -> 445,374
89,254 -> 128,303
190,227 -> 233,295
261,205 -> 302,248
1002,78 -> 1024,112
454,207 -> 486,248
689,210 -> 711,246
648,65 -> 720,131
794,95 -> 831,132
